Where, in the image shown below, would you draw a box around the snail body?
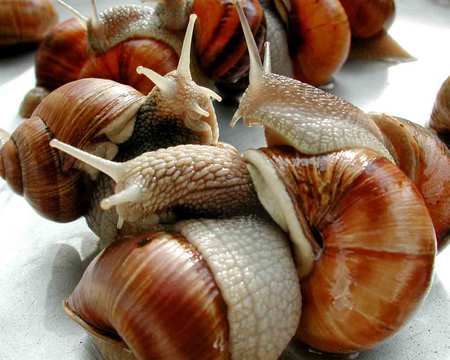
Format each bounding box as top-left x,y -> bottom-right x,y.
1,15 -> 221,222
0,0 -> 58,46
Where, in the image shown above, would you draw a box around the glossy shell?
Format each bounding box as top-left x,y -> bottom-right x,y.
80,39 -> 179,95
273,0 -> 351,85
339,0 -> 395,38
66,217 -> 301,359
193,0 -> 266,83
372,113 -> 450,249
1,79 -> 144,222
430,76 -> 450,144
35,18 -> 89,91
66,231 -> 230,359
0,0 -> 58,45
246,146 -> 436,353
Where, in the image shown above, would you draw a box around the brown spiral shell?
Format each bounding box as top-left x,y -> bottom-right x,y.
35,19 -> 179,96
251,146 -> 436,353
272,0 -> 351,86
193,0 -> 266,84
79,39 -> 179,96
371,113 -> 450,249
65,231 -> 230,359
0,0 -> 58,45
430,76 -> 450,146
35,18 -> 89,91
339,0 -> 395,39
1,79 -> 144,222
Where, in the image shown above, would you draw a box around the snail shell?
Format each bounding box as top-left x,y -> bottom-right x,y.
245,146 -> 436,352
339,0 -> 395,39
370,113 -> 450,249
272,0 -> 351,86
193,0 -> 266,85
0,0 -> 58,45
65,216 -> 301,360
1,79 -> 144,221
430,76 -> 450,147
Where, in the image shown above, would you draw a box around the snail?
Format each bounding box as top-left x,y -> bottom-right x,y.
64,216 -> 302,360
0,14 -> 222,222
231,2 -> 449,250
0,0 -> 58,46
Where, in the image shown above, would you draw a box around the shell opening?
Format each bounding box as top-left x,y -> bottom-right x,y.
56,0 -> 87,23
244,149 -> 315,277
49,139 -> 125,182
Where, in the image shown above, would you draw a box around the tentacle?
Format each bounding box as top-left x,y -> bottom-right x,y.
55,0 -> 87,24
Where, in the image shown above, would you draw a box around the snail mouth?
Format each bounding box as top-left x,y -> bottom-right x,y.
184,116 -> 217,145
243,149 -> 315,278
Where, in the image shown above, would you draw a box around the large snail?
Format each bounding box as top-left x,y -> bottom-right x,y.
0,0 -> 58,46
1,14 -> 222,222
1,4 -> 448,359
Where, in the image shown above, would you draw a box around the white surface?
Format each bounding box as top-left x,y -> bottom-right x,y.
0,0 -> 449,359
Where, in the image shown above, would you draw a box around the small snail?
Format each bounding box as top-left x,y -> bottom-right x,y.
1,14 -> 222,222
0,0 -> 58,46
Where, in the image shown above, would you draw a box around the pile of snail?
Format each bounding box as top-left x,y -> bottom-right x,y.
0,0 -> 58,46
0,2 -> 449,359
18,0 -> 412,118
